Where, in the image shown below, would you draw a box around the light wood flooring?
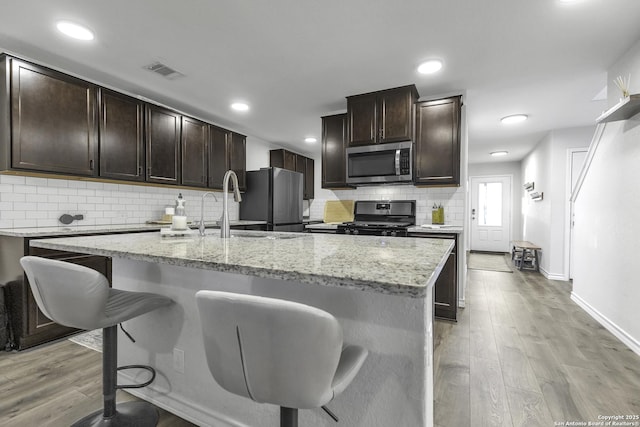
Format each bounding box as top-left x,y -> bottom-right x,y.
434,262 -> 640,427
0,339 -> 195,426
1,262 -> 638,426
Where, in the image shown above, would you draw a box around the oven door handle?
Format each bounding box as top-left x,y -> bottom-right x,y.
395,149 -> 401,175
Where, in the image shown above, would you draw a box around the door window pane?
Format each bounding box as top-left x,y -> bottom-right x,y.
478,182 -> 502,226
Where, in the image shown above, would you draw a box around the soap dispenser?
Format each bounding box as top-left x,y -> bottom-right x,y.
172,193 -> 187,230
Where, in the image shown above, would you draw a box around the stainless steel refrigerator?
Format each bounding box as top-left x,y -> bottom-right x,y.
239,167 -> 304,232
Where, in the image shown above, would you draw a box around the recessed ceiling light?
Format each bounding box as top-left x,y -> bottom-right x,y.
304,137 -> 317,144
56,21 -> 94,41
490,151 -> 509,157
500,114 -> 528,124
231,102 -> 249,112
417,60 -> 443,75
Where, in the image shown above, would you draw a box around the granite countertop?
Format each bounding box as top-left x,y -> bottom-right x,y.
408,225 -> 463,234
29,230 -> 453,298
304,222 -> 340,230
0,220 -> 267,238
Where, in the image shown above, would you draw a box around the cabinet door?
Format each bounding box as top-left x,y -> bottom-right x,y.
99,89 -> 144,181
209,125 -> 230,190
146,105 -> 181,184
321,114 -> 348,188
434,249 -> 457,320
295,154 -> 306,175
10,59 -> 98,176
283,150 -> 296,170
270,149 -> 285,169
379,88 -> 416,143
347,93 -> 377,146
229,132 -> 246,192
414,96 -> 461,186
304,157 -> 315,199
181,116 -> 208,187
294,154 -> 308,200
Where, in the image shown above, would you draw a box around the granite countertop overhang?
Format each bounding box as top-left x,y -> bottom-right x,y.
29,230 -> 454,298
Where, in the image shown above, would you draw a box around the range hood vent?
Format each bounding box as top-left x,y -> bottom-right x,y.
143,61 -> 184,80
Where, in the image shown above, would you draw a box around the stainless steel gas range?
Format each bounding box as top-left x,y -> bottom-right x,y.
337,200 -> 415,237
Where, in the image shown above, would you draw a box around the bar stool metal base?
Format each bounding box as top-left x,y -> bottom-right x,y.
71,401 -> 159,427
280,407 -> 298,427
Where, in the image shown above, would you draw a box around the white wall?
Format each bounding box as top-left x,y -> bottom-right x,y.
521,127 -> 592,279
0,136 -> 275,229
571,39 -> 640,355
245,136 -> 280,171
468,161 -> 522,242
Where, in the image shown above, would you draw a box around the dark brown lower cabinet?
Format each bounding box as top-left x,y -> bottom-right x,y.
408,232 -> 458,321
0,235 -> 111,350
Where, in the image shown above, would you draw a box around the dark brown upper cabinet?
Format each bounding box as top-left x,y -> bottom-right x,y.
145,105 -> 181,185
209,126 -> 246,192
269,149 -> 314,200
99,89 -> 144,181
181,116 -> 208,188
304,157 -> 315,200
270,149 -> 296,171
229,132 -> 246,192
347,85 -> 418,147
0,54 -> 247,191
6,57 -> 98,176
414,96 -> 462,186
321,114 -> 349,189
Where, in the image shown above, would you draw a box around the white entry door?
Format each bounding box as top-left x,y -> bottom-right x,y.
470,176 -> 512,252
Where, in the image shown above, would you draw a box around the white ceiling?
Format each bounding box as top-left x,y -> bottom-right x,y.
1,0 -> 639,164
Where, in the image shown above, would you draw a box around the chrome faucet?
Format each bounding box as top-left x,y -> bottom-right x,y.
221,170 -> 242,238
199,192 -> 219,237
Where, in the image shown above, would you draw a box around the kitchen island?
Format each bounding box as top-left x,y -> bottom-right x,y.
30,230 -> 453,427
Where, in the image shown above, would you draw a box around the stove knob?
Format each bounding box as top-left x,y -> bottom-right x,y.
391,231 -> 397,237
344,229 -> 350,235
353,229 -> 359,235
381,231 -> 388,236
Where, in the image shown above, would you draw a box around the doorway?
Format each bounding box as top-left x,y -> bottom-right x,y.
470,175 -> 512,252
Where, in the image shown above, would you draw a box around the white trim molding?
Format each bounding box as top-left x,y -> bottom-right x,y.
571,292 -> 640,357
539,266 -> 566,281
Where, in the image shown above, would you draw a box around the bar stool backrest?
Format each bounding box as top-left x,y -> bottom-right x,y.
196,291 -> 344,410
20,256 -> 110,330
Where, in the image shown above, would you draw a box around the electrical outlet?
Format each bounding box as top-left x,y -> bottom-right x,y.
173,348 -> 185,373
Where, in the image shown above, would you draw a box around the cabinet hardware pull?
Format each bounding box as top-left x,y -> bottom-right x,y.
90,159 -> 94,170
138,166 -> 142,175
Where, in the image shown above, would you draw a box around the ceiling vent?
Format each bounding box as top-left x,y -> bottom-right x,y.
143,61 -> 184,80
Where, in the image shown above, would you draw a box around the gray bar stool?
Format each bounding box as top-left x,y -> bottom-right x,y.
196,290 -> 368,427
20,256 -> 173,427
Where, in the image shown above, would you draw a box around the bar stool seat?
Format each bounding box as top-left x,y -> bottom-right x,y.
20,256 -> 173,427
196,290 -> 368,427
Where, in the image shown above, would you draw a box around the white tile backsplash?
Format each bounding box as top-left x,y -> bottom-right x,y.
0,175 -> 239,229
310,185 -> 466,226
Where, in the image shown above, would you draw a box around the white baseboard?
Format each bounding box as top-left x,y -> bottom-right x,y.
571,292 -> 640,357
539,266 -> 566,281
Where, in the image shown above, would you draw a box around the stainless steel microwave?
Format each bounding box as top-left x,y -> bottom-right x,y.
346,141 -> 413,185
